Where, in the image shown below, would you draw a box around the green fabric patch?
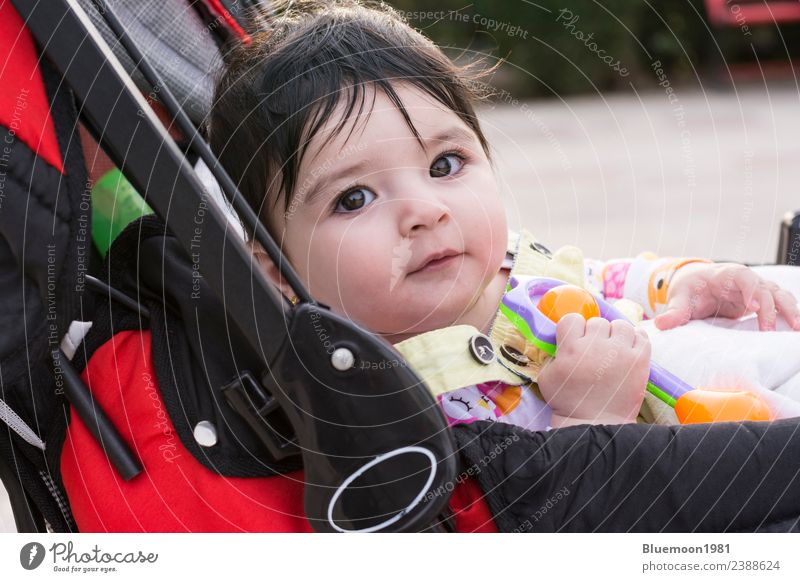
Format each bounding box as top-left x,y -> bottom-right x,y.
91,169 -> 153,256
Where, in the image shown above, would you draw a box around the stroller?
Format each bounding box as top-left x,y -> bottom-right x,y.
2,0 -> 800,533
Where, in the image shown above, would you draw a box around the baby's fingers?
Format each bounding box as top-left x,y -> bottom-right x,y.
555,313 -> 586,346
654,290 -> 693,330
633,327 -> 651,353
773,287 -> 800,331
609,319 -> 636,347
754,284 -> 777,331
724,265 -> 761,309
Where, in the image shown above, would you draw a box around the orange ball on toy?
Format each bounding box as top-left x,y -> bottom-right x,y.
538,285 -> 601,323
675,389 -> 773,424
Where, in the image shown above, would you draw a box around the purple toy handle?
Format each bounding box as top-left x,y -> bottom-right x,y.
648,363 -> 693,401
502,275 -> 694,403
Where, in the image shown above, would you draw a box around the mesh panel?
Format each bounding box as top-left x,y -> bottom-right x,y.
76,0 -> 222,125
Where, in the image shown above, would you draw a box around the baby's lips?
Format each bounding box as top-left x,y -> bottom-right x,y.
408,248 -> 461,274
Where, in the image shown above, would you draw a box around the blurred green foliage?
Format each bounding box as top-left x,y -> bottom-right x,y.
388,0 -> 800,98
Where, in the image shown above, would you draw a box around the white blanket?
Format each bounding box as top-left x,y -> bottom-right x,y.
641,265 -> 800,419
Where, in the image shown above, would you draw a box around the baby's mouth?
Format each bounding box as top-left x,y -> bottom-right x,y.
408,251 -> 463,275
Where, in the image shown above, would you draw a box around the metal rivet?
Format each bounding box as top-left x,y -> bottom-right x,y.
500,344 -> 530,367
530,242 -> 553,257
468,334 -> 496,365
331,347 -> 355,371
193,421 -> 218,447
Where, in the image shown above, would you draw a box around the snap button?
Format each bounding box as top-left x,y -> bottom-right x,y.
331,347 -> 356,371
500,344 -> 531,367
193,421 -> 218,447
468,334 -> 496,365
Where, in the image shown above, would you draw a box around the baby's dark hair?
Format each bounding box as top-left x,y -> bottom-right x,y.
209,0 -> 495,231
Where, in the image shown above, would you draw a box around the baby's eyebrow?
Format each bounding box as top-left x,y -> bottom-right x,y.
301,125 -> 477,206
423,126 -> 478,149
302,158 -> 371,207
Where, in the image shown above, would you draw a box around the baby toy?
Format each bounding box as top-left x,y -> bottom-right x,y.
500,276 -> 773,424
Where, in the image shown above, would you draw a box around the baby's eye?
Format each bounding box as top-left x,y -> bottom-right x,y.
334,187 -> 376,213
429,153 -> 464,178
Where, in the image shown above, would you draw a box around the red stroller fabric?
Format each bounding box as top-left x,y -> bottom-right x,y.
61,330 -> 496,532
0,3 -> 64,173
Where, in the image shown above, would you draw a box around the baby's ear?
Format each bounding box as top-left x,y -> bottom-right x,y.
250,242 -> 295,301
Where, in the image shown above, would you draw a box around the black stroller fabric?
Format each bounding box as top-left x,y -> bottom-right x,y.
455,419 -> 800,532
75,215 -> 302,477
0,56 -> 87,532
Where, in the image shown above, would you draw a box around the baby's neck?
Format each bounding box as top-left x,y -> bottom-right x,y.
454,266 -> 511,335
380,266 -> 510,345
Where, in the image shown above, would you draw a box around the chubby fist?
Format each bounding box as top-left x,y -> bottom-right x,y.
538,314 -> 651,428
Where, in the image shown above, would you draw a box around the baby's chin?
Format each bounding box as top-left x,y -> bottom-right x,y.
362,302 -> 473,338
340,274 -> 491,337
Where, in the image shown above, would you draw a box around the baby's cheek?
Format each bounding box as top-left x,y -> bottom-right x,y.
463,203 -> 507,271
301,250 -> 344,307
473,226 -> 507,282
305,245 -> 389,313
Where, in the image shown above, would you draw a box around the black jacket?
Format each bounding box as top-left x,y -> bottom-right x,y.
455,419 -> 800,532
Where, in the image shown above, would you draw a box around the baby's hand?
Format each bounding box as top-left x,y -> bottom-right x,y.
538,314 -> 650,428
654,263 -> 800,332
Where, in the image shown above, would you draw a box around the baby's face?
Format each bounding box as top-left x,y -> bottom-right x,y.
271,84 -> 507,341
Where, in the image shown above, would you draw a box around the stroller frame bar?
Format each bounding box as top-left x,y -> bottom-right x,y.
90,0 -> 314,307
13,0 -> 290,365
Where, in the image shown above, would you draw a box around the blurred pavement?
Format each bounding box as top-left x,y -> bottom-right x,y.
480,83 -> 800,265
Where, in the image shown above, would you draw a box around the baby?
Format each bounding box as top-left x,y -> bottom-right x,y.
208,0 -> 800,430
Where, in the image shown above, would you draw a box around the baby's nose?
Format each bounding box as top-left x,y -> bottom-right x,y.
399,197 -> 450,235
